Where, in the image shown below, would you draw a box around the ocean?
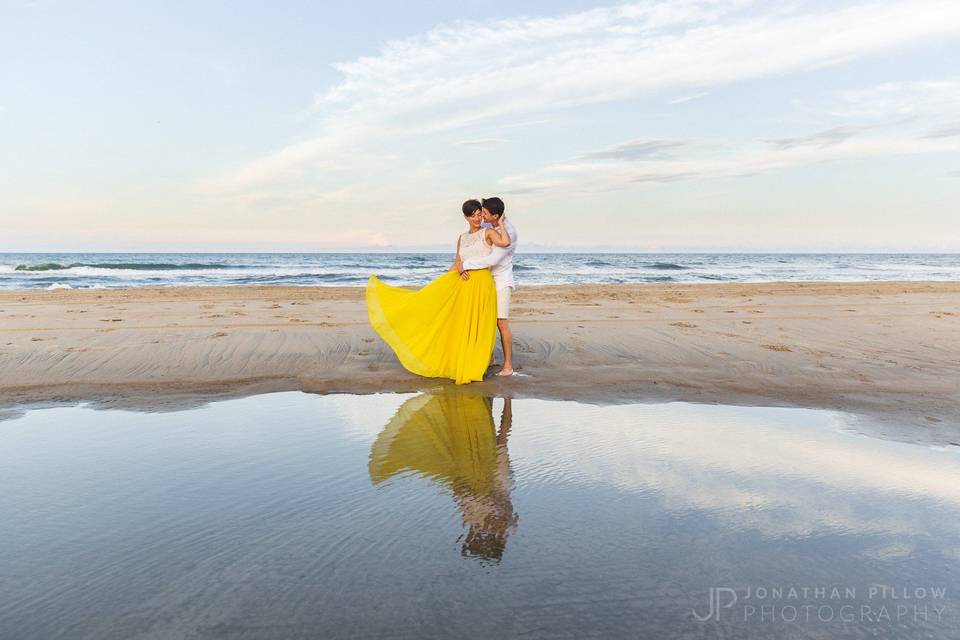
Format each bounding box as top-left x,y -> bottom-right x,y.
1,252 -> 958,289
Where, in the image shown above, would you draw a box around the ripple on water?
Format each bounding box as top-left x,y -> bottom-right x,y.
0,392 -> 958,639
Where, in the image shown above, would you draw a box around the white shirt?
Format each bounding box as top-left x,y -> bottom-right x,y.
462,217 -> 517,290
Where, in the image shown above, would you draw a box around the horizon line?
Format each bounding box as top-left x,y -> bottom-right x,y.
2,249 -> 960,255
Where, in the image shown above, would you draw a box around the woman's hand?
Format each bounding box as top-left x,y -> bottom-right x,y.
454,256 -> 470,280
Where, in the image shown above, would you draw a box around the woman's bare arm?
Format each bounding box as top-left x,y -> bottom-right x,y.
449,236 -> 462,272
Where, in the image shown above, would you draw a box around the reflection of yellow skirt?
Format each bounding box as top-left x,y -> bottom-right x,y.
366,271 -> 497,384
369,393 -> 497,496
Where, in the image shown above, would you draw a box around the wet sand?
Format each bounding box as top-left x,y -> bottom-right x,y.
1,282 -> 958,442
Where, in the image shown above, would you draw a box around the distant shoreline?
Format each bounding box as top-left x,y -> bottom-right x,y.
3,251 -> 960,254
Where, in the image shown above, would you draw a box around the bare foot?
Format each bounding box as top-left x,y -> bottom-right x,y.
495,368 -> 515,377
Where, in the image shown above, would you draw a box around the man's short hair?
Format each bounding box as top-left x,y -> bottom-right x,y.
482,197 -> 505,217
462,199 -> 482,216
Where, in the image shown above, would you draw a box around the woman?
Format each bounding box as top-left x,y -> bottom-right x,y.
366,200 -> 510,384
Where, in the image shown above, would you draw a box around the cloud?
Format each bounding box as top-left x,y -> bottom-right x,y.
500,133 -> 960,194
921,124 -> 960,139
631,172 -> 701,183
497,73 -> 960,195
814,79 -> 960,121
765,125 -> 867,150
457,138 -> 507,147
667,92 -> 710,104
578,139 -> 688,161
500,119 -> 551,129
210,0 -> 960,195
508,400 -> 960,540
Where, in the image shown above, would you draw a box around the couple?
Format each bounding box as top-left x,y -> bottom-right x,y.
366,197 -> 518,384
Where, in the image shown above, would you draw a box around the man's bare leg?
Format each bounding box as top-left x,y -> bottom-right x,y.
495,318 -> 514,376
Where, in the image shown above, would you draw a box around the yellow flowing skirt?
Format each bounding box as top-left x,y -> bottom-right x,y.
366,270 -> 497,384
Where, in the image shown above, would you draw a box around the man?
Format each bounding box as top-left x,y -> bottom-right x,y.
455,196 -> 518,377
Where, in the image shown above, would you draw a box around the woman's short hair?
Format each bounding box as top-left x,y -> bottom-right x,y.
462,199 -> 482,216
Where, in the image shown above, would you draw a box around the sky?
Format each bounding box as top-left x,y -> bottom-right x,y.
1,0 -> 959,252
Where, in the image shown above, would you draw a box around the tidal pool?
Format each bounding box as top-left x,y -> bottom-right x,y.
1,391 -> 958,639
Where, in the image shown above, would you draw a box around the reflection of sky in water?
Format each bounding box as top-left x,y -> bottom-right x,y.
1,391 -> 958,639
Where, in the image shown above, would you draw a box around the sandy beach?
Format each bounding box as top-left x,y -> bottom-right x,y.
1,282 -> 958,442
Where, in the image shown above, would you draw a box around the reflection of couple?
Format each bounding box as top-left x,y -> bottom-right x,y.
369,392 -> 517,561
366,197 -> 518,384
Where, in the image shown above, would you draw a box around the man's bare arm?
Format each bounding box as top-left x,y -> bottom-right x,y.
487,224 -> 511,248
461,246 -> 506,271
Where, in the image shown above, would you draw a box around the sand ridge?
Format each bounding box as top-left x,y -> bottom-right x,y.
1,282 -> 958,442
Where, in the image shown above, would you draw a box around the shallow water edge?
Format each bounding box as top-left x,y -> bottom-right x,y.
2,390 -> 959,639
2,376 -> 958,450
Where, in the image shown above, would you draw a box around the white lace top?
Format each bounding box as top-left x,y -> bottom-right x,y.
459,229 -> 491,261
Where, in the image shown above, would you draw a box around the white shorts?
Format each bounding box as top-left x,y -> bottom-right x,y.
496,286 -> 512,319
